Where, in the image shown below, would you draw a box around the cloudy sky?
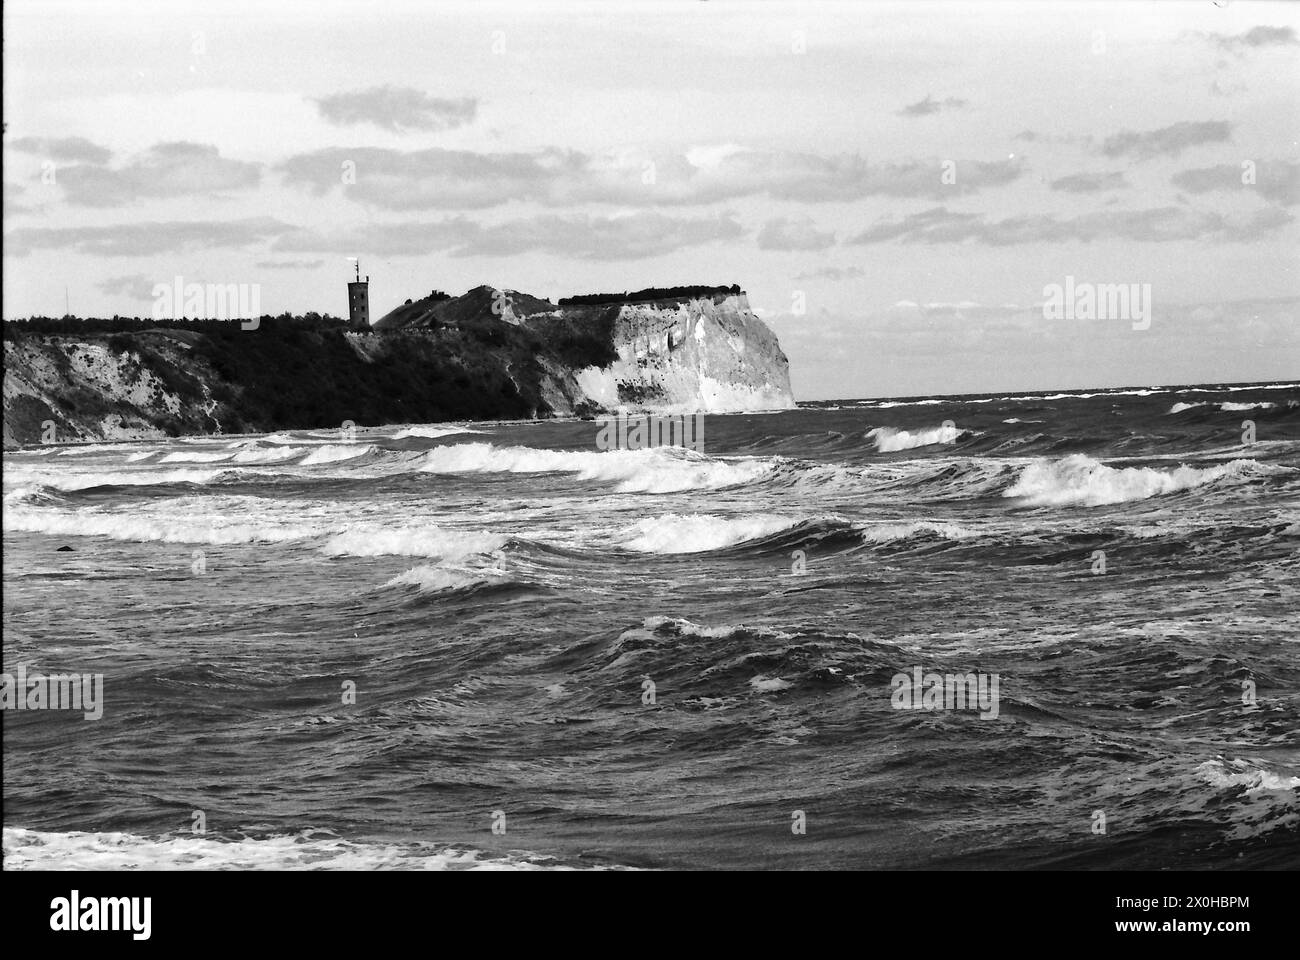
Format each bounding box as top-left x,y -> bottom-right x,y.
4,0 -> 1298,399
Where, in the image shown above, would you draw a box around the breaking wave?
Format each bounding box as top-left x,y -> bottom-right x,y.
320,526 -> 507,559
1003,454 -> 1266,507
158,450 -> 231,463
391,425 -> 483,440
1,827 -> 587,871
418,442 -> 773,493
868,423 -> 962,452
300,444 -> 374,465
620,514 -> 799,553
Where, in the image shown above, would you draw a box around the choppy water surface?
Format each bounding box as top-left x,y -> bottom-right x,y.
4,382 -> 1298,869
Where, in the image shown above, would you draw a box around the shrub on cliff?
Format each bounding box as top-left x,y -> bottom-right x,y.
557,284 -> 740,307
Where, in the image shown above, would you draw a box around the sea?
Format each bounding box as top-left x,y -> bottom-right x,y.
3,381 -> 1298,870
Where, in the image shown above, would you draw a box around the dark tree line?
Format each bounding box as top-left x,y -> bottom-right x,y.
3,314 -> 345,337
557,284 -> 741,307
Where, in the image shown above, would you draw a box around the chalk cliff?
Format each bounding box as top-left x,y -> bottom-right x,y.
3,285 -> 795,446
377,284 -> 795,415
564,293 -> 794,414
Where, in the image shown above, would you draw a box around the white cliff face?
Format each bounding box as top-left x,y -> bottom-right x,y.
571,294 -> 795,414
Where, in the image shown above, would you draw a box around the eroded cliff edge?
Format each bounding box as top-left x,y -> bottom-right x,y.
4,284 -> 795,446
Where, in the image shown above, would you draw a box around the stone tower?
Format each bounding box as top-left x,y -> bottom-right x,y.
347,261 -> 369,329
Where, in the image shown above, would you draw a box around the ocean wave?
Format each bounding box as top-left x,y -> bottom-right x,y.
1220,401 -> 1278,412
856,520 -> 978,542
2,467 -> 237,491
868,424 -> 962,452
300,444 -> 374,465
321,526 -> 507,559
1169,400 -> 1279,414
382,563 -> 511,594
1003,454 -> 1265,507
56,443 -> 133,456
3,506 -> 323,545
2,485 -> 65,507
1,827 -> 590,871
418,442 -> 773,493
635,615 -> 796,642
620,513 -> 799,553
158,450 -> 232,463
1197,758 -> 1300,794
391,425 -> 483,440
230,446 -> 306,464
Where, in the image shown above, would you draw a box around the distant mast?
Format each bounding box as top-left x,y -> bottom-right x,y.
347,259 -> 370,329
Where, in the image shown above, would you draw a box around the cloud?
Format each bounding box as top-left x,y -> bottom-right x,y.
314,87 -> 477,132
56,142 -> 261,207
1100,121 -> 1232,160
847,205 -> 1292,245
1200,25 -> 1298,51
898,94 -> 969,117
1209,77 -> 1248,97
255,259 -> 326,269
281,146 -> 1025,209
793,265 -> 867,282
9,136 -> 112,164
1172,161 -> 1300,207
1014,130 -> 1093,147
757,216 -> 835,250
4,182 -> 32,216
275,212 -> 745,260
1049,171 -> 1128,193
96,274 -> 157,300
4,217 -> 291,257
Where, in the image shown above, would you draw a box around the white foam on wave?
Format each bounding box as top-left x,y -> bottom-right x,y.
300,444 -> 374,465
620,513 -> 798,553
56,444 -> 131,456
1197,758 -> 1300,794
1169,400 -> 1277,413
419,442 -> 773,493
750,676 -> 793,692
636,615 -> 795,641
158,450 -> 232,463
1220,401 -> 1277,412
321,526 -> 507,559
3,505 -> 322,545
1,827 -> 590,871
230,446 -> 305,464
870,399 -> 945,408
1004,454 -> 1265,507
5,494 -> 511,560
382,564 -> 506,593
2,467 -> 234,492
868,424 -> 962,452
856,520 -> 977,542
3,486 -> 62,507
125,450 -> 157,462
391,425 -> 483,440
